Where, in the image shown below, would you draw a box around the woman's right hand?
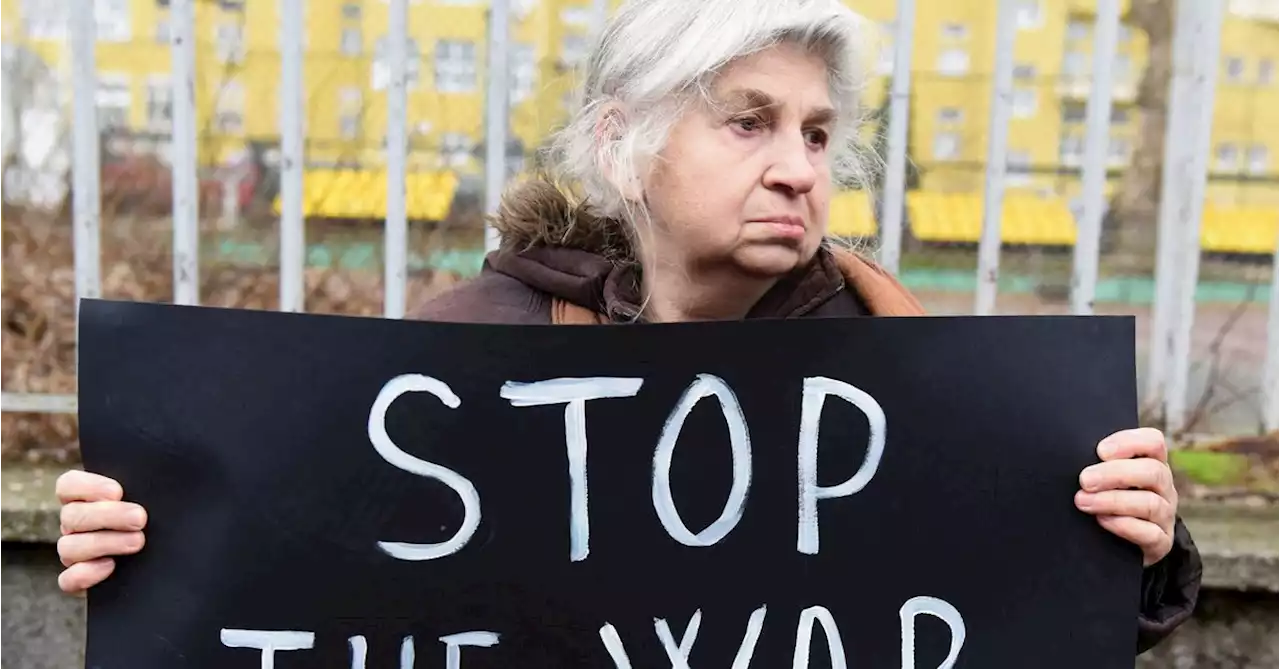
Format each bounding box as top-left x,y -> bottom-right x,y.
55,470 -> 147,595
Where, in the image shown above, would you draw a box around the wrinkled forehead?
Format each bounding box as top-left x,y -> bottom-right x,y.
702,48 -> 839,121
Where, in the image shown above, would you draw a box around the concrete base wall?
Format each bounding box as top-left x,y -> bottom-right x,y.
1137,589 -> 1279,669
4,541 -> 1276,669
2,544 -> 85,669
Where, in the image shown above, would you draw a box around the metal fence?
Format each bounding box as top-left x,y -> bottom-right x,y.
1,0 -> 1276,448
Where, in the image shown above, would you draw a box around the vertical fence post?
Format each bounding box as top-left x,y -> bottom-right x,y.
877,0 -> 915,276
1259,227 -> 1280,432
1146,0 -> 1197,415
1166,0 -> 1224,433
280,0 -> 306,313
483,0 -> 511,253
70,0 -> 102,320
170,0 -> 200,305
1069,0 -> 1119,315
384,0 -> 410,319
973,0 -> 1018,316
1265,245 -> 1279,432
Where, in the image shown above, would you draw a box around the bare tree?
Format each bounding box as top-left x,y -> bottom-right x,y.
1105,0 -> 1175,258
2,43 -> 71,211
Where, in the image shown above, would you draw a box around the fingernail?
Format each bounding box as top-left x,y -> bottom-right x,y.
1097,439 -> 1116,459
1080,471 -> 1099,491
129,508 -> 146,528
1075,491 -> 1093,510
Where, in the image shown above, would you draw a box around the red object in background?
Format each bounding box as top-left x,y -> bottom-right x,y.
99,154 -> 259,217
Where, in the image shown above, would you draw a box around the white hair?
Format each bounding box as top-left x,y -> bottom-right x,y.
542,0 -> 879,225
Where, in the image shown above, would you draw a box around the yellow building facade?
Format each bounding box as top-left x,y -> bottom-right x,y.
844,0 -> 1277,250
3,0 -> 1276,250
2,0 -> 599,172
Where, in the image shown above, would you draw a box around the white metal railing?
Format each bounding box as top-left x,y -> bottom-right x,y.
2,0 -> 1276,436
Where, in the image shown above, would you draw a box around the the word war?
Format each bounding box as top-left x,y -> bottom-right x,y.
370,373 -> 888,561
220,597 -> 966,669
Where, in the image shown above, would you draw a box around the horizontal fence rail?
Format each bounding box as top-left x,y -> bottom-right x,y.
1,0 -> 1275,437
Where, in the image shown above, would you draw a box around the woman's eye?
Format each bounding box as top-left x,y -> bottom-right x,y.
733,116 -> 764,132
804,129 -> 830,148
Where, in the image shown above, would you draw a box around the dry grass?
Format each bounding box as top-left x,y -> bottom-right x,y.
2,207 -> 473,464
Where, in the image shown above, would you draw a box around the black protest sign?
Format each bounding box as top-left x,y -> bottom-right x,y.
78,299 -> 1142,669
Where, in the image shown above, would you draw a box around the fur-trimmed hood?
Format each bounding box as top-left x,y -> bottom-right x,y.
489,179 -> 636,262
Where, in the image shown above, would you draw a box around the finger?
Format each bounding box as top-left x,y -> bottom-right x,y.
60,501 -> 147,534
55,470 -> 124,504
1098,427 -> 1167,463
57,558 -> 116,595
1075,490 -> 1174,528
57,531 -> 145,567
1096,515 -> 1173,566
1080,458 -> 1175,498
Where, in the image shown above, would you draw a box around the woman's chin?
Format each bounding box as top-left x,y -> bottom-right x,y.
730,243 -> 813,277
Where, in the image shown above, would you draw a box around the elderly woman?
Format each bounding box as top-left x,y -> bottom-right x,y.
54,0 -> 1199,655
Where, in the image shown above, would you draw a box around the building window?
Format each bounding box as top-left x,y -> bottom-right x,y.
97,0 -> 132,42
932,132 -> 960,160
1224,56 -> 1246,82
22,0 -> 65,39
440,133 -> 473,167
434,40 -> 477,92
339,115 -> 360,139
1246,145 -> 1269,174
1110,107 -> 1129,124
96,74 -> 132,130
937,107 -> 963,124
341,2 -> 361,19
1015,0 -> 1043,29
1058,135 -> 1083,165
877,21 -> 895,75
1113,54 -> 1133,82
510,43 -> 537,104
1108,137 -> 1130,166
1012,89 -> 1038,118
214,80 -> 245,134
1259,59 -> 1275,85
26,0 -> 131,41
1214,144 -> 1239,171
1013,64 -> 1036,81
341,27 -> 362,56
372,36 -> 422,90
940,22 -> 968,40
1061,103 -> 1086,123
338,87 -> 362,136
145,78 -> 173,130
1007,150 -> 1032,185
937,49 -> 970,76
215,22 -> 246,63
1062,51 -> 1087,78
1065,19 -> 1088,42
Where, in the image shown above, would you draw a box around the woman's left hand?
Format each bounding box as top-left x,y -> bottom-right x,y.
1074,427 -> 1178,567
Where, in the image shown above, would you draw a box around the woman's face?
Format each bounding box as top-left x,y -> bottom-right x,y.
642,42 -> 834,279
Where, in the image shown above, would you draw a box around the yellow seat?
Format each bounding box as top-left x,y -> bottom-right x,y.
827,190 -> 877,238
1201,206 -> 1278,254
277,168 -> 461,220
906,192 -> 1076,246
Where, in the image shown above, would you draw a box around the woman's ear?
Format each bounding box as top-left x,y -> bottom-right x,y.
594,103 -> 644,202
